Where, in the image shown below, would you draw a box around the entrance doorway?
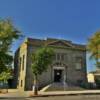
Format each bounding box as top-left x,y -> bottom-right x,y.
54,69 -> 62,82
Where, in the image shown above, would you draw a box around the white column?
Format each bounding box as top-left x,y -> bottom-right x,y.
63,67 -> 67,91
63,69 -> 66,83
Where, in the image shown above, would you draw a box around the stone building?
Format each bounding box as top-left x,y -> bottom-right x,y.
14,38 -> 87,91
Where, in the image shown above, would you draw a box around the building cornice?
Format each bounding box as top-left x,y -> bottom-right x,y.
22,37 -> 86,51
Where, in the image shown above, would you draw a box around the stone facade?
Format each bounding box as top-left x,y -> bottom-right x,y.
14,38 -> 87,91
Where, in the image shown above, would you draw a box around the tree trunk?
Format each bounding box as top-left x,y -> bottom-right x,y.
33,75 -> 38,95
5,80 -> 8,93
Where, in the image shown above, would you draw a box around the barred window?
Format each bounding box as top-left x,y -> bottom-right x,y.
76,57 -> 82,63
55,53 -> 66,61
19,57 -> 21,68
61,54 -> 64,61
22,55 -> 25,70
57,53 -> 60,61
75,57 -> 83,70
21,80 -> 23,87
76,63 -> 81,70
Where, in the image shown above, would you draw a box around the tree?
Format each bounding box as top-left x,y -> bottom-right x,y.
0,18 -> 21,73
31,47 -> 54,95
0,69 -> 12,92
0,18 -> 21,90
87,31 -> 100,68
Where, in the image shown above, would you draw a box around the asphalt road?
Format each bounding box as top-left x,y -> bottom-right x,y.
1,95 -> 100,100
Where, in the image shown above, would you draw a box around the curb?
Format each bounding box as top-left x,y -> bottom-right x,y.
30,92 -> 100,97
1,92 -> 100,99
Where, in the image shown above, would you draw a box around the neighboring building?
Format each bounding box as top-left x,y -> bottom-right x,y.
87,73 -> 95,83
14,38 -> 87,91
87,70 -> 100,88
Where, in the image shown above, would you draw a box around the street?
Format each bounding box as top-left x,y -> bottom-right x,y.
1,95 -> 100,100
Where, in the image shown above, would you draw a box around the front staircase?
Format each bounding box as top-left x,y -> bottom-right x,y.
40,82 -> 85,92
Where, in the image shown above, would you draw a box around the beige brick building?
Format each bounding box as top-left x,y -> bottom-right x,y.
14,38 -> 87,91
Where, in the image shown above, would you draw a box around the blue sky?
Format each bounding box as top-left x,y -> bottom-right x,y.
0,0 -> 99,72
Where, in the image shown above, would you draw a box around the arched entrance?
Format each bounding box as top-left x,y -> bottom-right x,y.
54,69 -> 62,82
52,62 -> 67,83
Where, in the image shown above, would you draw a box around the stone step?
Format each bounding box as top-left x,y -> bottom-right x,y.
40,82 -> 84,92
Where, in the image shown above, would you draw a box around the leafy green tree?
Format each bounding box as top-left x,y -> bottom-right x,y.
0,19 -> 21,73
31,47 -> 54,95
87,31 -> 100,68
0,18 -> 21,90
0,70 -> 12,92
0,71 -> 12,83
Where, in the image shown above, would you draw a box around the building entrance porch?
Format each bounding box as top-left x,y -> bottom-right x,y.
54,69 -> 62,82
53,65 -> 67,83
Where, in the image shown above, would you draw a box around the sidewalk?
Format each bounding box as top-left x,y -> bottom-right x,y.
38,90 -> 100,97
0,91 -> 28,99
1,90 -> 100,98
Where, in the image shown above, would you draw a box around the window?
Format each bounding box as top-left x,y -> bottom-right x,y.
22,55 -> 25,70
55,53 -> 66,61
53,54 -> 56,60
76,63 -> 81,70
57,53 -> 60,61
75,57 -> 83,70
64,54 -> 67,61
76,57 -> 82,63
19,57 -> 22,72
19,57 -> 21,67
21,80 -> 23,87
61,54 -> 64,61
